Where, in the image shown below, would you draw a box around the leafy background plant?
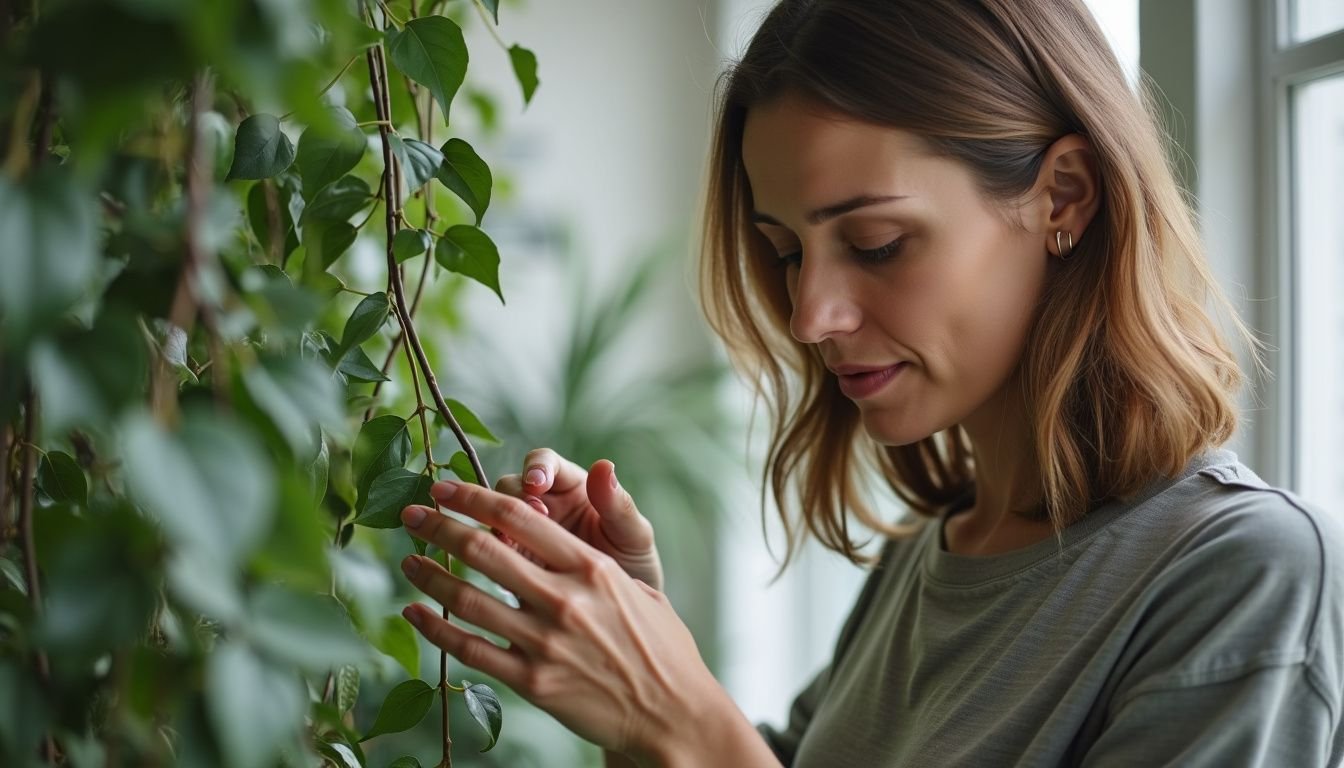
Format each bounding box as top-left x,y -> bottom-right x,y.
0,0 -> 731,765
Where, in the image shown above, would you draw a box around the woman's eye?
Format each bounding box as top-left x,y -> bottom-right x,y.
853,237 -> 905,263
775,251 -> 802,268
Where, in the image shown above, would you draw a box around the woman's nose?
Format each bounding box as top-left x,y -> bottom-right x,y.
788,259 -> 862,344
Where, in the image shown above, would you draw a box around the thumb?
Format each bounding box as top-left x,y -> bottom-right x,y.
585,459 -> 652,552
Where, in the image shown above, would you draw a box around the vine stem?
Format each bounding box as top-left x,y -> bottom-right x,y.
18,387 -> 56,763
470,0 -> 509,53
1,424 -> 12,546
153,72 -> 225,421
366,6 -> 494,765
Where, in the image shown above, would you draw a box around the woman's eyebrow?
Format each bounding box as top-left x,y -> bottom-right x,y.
751,194 -> 911,227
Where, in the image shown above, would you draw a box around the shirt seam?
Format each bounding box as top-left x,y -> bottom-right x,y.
1112,655 -> 1311,712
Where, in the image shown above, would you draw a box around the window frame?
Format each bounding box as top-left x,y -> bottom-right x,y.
1260,0 -> 1344,491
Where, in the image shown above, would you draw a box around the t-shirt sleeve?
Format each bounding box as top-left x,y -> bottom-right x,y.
753,537 -> 902,765
756,664 -> 832,766
1081,486 -> 1344,767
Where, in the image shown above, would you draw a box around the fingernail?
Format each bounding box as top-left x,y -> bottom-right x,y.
432,481 -> 459,501
403,505 -> 427,528
610,464 -> 619,490
525,468 -> 546,486
401,556 -> 420,579
402,605 -> 423,627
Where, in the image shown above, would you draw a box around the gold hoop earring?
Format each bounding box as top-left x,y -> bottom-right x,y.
1056,230 -> 1075,260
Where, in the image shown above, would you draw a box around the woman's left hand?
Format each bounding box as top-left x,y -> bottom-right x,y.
397,479 -> 726,763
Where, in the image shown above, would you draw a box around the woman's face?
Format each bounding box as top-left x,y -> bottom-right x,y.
741,94 -> 1052,446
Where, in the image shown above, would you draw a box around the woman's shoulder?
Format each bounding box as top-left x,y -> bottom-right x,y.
1125,447 -> 1342,567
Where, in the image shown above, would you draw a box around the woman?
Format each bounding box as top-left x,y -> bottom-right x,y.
396,0 -> 1344,765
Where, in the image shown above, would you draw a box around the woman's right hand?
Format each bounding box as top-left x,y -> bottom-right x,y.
492,449 -> 664,592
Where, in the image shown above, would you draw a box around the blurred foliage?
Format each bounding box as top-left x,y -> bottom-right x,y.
0,0 -> 609,765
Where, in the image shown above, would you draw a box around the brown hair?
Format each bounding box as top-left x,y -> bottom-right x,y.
697,0 -> 1259,570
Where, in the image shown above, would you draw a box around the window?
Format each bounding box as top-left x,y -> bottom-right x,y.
1276,5 -> 1344,503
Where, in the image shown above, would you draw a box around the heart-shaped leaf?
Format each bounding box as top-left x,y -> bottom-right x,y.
446,399 -> 499,444
37,451 -> 87,507
227,114 -> 295,180
434,225 -> 502,303
436,138 -> 491,225
334,292 -> 391,362
479,0 -> 499,23
337,346 -> 389,383
391,136 -> 444,192
463,681 -> 503,752
393,228 -> 432,263
296,107 -> 367,200
508,45 -> 539,107
360,679 -> 436,742
446,451 -> 478,485
386,17 -> 468,126
353,468 -> 433,528
352,415 -> 411,505
303,175 -> 372,222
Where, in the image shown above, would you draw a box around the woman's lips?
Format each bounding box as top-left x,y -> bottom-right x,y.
836,363 -> 907,399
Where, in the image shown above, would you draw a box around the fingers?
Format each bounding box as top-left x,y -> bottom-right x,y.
521,447 -> 588,495
400,555 -> 544,654
584,460 -> 656,555
426,480 -> 588,573
402,602 -> 527,691
401,502 -> 559,608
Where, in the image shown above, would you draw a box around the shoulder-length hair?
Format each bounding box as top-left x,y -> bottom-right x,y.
697,0 -> 1258,570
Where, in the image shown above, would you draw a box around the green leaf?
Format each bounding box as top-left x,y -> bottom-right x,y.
121,411 -> 274,569
393,228 -> 432,263
246,180 -> 300,260
37,451 -> 87,507
335,292 -> 391,361
317,741 -> 360,768
337,346 -> 390,383
360,679 -> 435,742
508,45 -> 539,107
352,415 -> 412,505
206,643 -> 307,768
353,468 -> 433,528
226,114 -> 295,180
388,758 -> 422,768
243,355 -> 345,455
437,401 -> 494,445
30,312 -> 148,433
247,586 -> 367,671
463,682 -> 503,752
392,136 -> 444,192
434,225 -> 503,303
0,557 -> 25,595
374,614 -> 420,678
436,138 -> 491,226
302,219 -> 358,272
304,175 -> 372,222
336,664 -> 360,714
386,17 -> 468,126
479,0 -> 499,23
296,107 -> 367,200
446,451 -> 478,485
0,168 -> 99,344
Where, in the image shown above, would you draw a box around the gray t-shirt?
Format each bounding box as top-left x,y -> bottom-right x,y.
758,449 -> 1344,766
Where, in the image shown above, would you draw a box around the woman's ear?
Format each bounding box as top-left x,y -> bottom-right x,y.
1029,134 -> 1101,257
